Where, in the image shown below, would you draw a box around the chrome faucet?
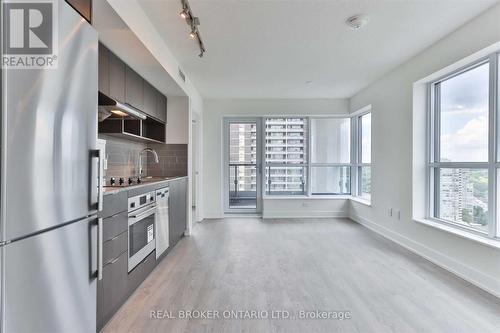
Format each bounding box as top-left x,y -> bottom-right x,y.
138,148 -> 159,176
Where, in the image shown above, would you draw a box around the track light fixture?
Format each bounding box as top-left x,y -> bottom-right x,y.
179,0 -> 206,58
179,10 -> 189,19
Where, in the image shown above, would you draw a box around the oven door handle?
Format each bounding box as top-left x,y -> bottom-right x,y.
129,207 -> 156,220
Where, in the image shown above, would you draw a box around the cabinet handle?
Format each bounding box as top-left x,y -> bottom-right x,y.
110,234 -> 121,241
98,218 -> 103,280
108,256 -> 120,265
129,207 -> 156,219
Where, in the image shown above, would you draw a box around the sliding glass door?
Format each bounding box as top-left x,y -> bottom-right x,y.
223,118 -> 263,213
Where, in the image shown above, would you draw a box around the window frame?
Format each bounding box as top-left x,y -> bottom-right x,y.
351,108 -> 372,201
427,53 -> 498,239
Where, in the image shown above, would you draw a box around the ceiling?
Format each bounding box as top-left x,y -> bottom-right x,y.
137,0 -> 498,99
93,0 -> 186,97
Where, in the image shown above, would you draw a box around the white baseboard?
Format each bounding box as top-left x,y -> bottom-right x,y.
350,214 -> 500,299
263,210 -> 347,219
203,211 -> 224,219
204,210 -> 348,220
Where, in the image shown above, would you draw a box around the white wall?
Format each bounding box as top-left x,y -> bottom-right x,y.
349,4 -> 500,297
203,98 -> 349,218
166,97 -> 189,144
263,198 -> 349,219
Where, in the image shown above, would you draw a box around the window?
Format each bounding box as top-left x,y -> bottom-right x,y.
310,118 -> 351,195
257,114 -> 370,198
353,111 -> 372,201
265,118 -> 308,195
429,56 -> 498,239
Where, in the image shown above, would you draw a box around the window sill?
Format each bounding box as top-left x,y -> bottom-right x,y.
262,195 -> 372,206
350,197 -> 372,207
263,195 -> 351,200
414,218 -> 500,250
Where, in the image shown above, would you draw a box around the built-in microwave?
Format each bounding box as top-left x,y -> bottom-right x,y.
128,191 -> 156,272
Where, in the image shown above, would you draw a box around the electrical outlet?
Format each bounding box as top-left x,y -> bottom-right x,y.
388,208 -> 393,217
302,202 -> 309,208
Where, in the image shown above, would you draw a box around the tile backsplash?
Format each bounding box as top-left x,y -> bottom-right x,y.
100,135 -> 147,180
147,143 -> 188,177
100,135 -> 187,180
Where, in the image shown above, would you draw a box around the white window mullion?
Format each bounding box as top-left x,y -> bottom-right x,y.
307,116 -> 312,196
488,53 -> 498,238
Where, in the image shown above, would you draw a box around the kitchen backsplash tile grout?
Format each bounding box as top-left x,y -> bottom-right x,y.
99,134 -> 187,180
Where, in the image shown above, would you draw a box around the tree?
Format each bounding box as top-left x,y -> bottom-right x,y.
462,208 -> 473,223
473,206 -> 487,226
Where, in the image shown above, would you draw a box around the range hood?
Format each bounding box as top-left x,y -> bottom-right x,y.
98,92 -> 147,122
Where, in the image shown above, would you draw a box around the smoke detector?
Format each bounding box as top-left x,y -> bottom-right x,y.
346,14 -> 370,30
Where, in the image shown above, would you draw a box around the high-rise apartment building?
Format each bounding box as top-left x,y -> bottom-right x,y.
229,123 -> 258,198
265,118 -> 307,194
439,168 -> 487,228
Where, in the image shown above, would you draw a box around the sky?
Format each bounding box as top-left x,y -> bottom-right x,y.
440,62 -> 489,162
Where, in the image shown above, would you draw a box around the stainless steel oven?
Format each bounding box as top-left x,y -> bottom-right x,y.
128,191 -> 156,272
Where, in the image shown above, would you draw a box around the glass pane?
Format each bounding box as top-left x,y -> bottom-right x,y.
229,165 -> 257,209
438,168 -> 488,232
361,113 -> 371,163
361,166 -> 371,200
266,166 -> 306,195
229,122 -> 257,209
229,123 -> 257,164
310,118 -> 350,163
265,118 -> 307,164
439,63 -> 489,162
311,166 -> 350,195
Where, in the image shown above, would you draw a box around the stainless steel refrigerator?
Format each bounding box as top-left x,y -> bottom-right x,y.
0,1 -> 100,332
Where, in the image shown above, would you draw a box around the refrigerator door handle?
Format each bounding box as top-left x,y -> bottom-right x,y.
98,217 -> 103,280
90,149 -> 103,212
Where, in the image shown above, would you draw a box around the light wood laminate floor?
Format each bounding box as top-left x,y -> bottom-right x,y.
102,218 -> 500,333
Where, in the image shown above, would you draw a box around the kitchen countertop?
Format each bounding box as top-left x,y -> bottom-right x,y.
103,176 -> 188,195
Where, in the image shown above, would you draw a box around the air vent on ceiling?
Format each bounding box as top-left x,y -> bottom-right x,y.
178,68 -> 186,82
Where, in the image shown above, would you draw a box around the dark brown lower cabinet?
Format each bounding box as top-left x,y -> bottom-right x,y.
97,178 -> 187,330
97,251 -> 128,330
127,251 -> 156,293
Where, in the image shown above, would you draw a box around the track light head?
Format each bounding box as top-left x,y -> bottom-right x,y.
189,30 -> 197,39
180,10 -> 189,19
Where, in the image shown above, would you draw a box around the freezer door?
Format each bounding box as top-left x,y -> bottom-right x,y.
2,217 -> 97,333
1,0 -> 99,241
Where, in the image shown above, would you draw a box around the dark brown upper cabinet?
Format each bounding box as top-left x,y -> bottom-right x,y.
108,52 -> 126,102
157,94 -> 167,123
125,67 -> 144,111
65,0 -> 91,23
143,81 -> 158,120
98,44 -> 110,96
98,44 -> 168,143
